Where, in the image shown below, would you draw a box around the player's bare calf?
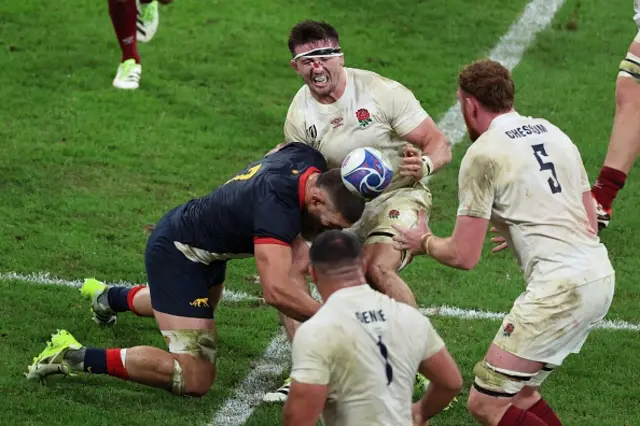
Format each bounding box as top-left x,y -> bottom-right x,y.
591,7 -> 640,229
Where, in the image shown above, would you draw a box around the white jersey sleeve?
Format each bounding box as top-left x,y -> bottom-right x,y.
290,321 -> 332,385
419,316 -> 446,360
283,91 -> 310,144
380,82 -> 429,137
456,143 -> 499,219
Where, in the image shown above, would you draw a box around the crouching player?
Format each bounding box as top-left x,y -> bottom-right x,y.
393,60 -> 615,425
25,142 -> 365,397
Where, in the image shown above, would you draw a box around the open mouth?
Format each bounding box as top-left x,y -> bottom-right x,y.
311,74 -> 329,86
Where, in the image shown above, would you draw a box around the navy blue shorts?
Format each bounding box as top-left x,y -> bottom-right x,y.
145,208 -> 226,319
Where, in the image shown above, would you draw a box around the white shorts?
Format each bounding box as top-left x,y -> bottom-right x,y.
635,0 -> 640,28
492,274 -> 615,366
347,183 -> 432,244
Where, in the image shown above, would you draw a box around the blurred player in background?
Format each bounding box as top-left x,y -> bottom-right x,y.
283,230 -> 462,426
394,59 -> 615,426
108,0 -> 172,90
591,0 -> 640,229
265,19 -> 452,402
25,143 -> 365,397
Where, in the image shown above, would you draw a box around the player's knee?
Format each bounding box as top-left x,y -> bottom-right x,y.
163,330 -> 218,396
469,359 -> 535,417
617,53 -> 640,101
171,354 -> 215,397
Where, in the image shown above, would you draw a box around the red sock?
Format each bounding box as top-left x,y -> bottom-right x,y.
498,405 -> 548,426
106,348 -> 129,379
126,285 -> 146,315
529,399 -> 562,426
592,166 -> 627,210
108,0 -> 140,63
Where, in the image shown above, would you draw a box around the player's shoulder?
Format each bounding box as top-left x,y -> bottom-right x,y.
348,67 -> 407,92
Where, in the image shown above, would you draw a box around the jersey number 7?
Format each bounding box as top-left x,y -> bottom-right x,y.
531,144 -> 562,194
224,164 -> 262,185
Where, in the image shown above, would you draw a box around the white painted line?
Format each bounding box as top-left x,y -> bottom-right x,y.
4,271 -> 636,331
419,306 -> 640,332
0,271 -> 258,303
433,0 -> 566,150
207,332 -> 289,426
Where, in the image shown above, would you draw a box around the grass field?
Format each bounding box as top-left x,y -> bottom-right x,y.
1,0 -> 639,425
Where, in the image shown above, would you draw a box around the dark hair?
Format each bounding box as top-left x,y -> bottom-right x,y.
288,20 -> 340,56
310,230 -> 362,268
316,169 -> 365,224
458,58 -> 515,113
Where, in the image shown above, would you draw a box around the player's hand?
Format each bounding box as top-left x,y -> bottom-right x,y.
392,209 -> 431,256
400,143 -> 424,181
490,226 -> 508,253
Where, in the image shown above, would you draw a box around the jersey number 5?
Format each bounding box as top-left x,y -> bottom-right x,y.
377,336 -> 394,385
531,144 -> 562,194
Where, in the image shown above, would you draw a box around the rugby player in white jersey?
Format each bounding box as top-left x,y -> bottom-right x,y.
393,59 -> 615,426
283,230 -> 462,426
591,0 -> 640,229
264,19 -> 452,402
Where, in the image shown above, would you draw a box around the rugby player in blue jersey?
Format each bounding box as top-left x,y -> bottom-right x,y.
26,142 -> 365,397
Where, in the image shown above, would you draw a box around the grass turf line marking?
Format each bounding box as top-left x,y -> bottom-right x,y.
207,333 -> 289,426
4,271 -> 637,331
0,271 -> 258,303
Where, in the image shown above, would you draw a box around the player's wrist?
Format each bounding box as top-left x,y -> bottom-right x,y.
420,233 -> 433,255
421,155 -> 434,177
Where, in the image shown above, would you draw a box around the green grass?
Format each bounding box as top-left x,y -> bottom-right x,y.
1,0 -> 639,424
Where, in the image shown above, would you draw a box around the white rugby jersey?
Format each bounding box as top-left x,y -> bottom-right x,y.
284,67 -> 430,192
290,285 -> 444,426
457,111 -> 614,296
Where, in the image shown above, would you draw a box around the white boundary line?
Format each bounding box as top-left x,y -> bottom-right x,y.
208,1 -> 571,424
4,271 -> 637,332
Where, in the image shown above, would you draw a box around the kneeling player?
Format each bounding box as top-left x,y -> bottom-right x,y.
25,142 -> 365,397
393,60 -> 615,425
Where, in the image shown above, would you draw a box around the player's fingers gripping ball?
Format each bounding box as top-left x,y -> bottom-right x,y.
341,147 -> 393,199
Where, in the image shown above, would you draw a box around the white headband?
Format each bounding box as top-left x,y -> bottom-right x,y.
293,46 -> 343,60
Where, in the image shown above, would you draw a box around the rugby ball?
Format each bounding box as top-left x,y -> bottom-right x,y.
341,147 -> 393,199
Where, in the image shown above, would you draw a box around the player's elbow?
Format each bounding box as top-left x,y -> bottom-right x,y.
453,247 -> 480,270
262,282 -> 287,309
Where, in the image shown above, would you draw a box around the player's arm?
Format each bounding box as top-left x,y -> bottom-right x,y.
422,216 -> 489,270
283,381 -> 328,426
393,149 -> 494,269
255,243 -> 321,322
384,83 -> 451,177
413,323 -> 463,424
283,324 -> 331,426
402,117 -> 452,176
